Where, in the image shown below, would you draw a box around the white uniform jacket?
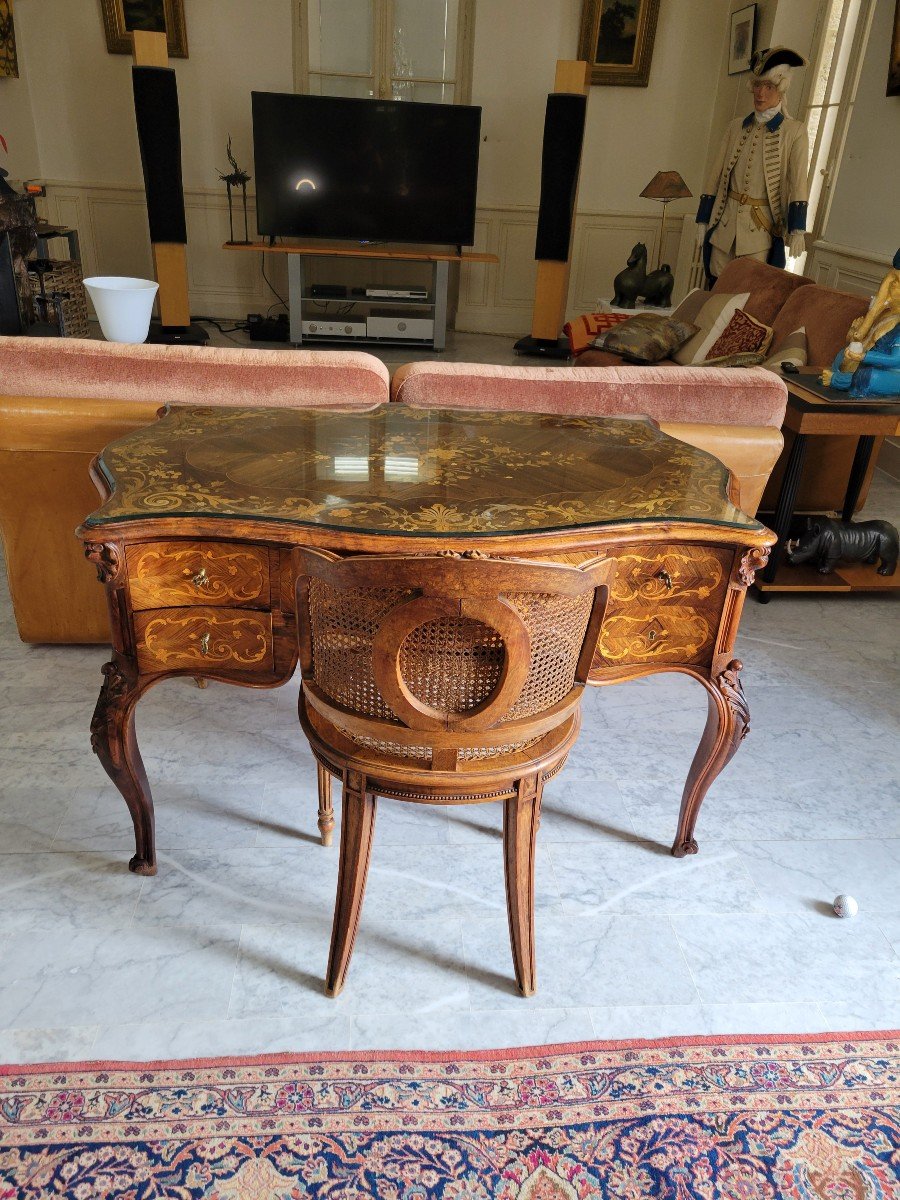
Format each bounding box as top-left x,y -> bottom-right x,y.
696,111 -> 809,260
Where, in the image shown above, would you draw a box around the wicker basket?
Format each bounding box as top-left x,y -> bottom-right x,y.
28,258 -> 91,338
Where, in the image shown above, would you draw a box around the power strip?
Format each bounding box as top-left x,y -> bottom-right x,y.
247,312 -> 289,342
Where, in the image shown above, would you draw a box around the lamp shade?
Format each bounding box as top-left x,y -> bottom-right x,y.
640,171 -> 692,201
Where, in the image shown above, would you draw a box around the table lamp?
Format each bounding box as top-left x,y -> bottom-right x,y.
640,171 -> 693,269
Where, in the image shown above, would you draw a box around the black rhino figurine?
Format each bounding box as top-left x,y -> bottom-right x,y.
786,517 -> 899,575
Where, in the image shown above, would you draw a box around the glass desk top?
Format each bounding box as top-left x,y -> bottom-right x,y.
86,404 -> 763,536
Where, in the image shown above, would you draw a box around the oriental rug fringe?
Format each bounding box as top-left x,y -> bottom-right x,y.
1,1030 -> 898,1198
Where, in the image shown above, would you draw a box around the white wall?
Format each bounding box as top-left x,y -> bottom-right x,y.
472,0 -> 725,212
10,0 -> 294,189
821,0 -> 900,260
0,21 -> 40,182
2,0 -> 780,327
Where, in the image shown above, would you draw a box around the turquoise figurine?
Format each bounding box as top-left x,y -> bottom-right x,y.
825,248 -> 900,399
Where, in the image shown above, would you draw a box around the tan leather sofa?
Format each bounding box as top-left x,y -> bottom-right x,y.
390,361 -> 787,518
0,337 -> 390,643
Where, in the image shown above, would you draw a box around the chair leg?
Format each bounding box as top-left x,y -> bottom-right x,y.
503,773 -> 543,997
325,770 -> 377,998
317,763 -> 334,846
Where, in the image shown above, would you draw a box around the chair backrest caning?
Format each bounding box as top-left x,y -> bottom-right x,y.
295,551 -> 615,765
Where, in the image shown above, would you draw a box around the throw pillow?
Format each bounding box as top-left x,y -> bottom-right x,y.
762,326 -> 808,373
564,311 -> 631,355
670,287 -> 708,327
592,313 -> 698,364
672,291 -> 751,365
701,351 -> 767,368
703,308 -> 774,361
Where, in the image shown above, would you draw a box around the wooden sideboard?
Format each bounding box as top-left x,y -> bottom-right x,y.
79,404 -> 774,875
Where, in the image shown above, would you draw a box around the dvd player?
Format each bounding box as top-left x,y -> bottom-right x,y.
364,286 -> 428,299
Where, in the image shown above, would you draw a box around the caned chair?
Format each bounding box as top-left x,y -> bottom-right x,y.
294,549 -> 616,997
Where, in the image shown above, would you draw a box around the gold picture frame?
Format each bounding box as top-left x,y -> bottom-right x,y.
888,0 -> 900,97
100,0 -> 188,59
1,0 -> 19,79
578,0 -> 660,87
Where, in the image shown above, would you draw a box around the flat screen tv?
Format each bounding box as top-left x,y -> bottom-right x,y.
251,91 -> 482,246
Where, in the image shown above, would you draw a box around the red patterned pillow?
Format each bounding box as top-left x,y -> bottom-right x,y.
564,311 -> 631,355
704,308 -> 773,362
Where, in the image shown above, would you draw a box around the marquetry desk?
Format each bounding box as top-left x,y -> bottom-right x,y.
78,404 -> 774,876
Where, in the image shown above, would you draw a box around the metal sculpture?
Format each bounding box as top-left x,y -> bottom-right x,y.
217,136 -> 251,245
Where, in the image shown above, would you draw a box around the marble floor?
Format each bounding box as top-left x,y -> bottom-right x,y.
0,347 -> 898,1063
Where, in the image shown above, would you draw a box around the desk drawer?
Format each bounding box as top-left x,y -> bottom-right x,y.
134,607 -> 274,675
126,542 -> 270,611
609,544 -> 730,606
595,543 -> 731,669
598,605 -> 719,666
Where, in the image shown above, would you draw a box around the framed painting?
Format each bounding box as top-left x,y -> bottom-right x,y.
577,0 -> 661,88
888,0 -> 900,97
100,0 -> 188,59
728,4 -> 756,76
0,0 -> 18,79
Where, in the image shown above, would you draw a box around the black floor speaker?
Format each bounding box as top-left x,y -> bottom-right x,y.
515,61 -> 589,357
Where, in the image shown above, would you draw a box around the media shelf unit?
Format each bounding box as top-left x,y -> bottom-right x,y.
224,241 -> 498,350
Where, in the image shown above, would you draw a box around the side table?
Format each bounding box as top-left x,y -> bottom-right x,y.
755,372 -> 900,599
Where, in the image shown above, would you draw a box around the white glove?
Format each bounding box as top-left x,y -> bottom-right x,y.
788,230 -> 805,258
697,223 -> 708,249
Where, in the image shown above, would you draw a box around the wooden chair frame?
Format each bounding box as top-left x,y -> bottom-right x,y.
294,549 -> 615,997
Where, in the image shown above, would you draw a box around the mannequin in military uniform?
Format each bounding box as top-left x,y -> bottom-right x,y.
696,47 -> 810,284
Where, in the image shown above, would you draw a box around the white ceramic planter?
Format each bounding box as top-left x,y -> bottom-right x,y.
83,276 -> 159,344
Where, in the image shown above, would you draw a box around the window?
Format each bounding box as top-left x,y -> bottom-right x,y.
295,0 -> 475,104
789,0 -> 875,269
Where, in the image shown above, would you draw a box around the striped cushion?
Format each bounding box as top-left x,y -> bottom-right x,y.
564,311 -> 631,355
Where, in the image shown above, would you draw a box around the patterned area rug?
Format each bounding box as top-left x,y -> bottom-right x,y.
1,1032 -> 898,1198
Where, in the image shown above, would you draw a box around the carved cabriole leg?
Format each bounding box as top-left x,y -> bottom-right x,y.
90,660 -> 157,876
317,764 -> 335,846
503,772 -> 543,997
671,659 -> 750,857
325,770 -> 377,997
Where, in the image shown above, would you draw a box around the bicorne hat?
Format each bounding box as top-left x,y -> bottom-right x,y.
751,46 -> 807,78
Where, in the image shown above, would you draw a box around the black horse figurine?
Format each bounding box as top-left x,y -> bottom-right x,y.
613,243 -> 648,308
642,264 -> 675,307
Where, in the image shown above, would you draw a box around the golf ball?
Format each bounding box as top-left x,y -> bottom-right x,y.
833,894 -> 858,918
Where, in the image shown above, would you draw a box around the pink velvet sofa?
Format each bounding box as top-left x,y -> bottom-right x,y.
391,361 -> 787,518
0,337 -> 389,643
577,258 -> 875,515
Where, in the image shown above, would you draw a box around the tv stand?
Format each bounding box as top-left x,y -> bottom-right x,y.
223,242 -> 498,350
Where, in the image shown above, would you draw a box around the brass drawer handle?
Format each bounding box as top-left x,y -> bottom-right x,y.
199,632 -> 211,655
192,567 -> 209,588
656,569 -> 673,591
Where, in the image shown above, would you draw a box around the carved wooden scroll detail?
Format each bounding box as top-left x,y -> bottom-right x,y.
717,658 -> 750,741
89,660 -> 130,756
739,546 -> 770,588
84,542 -> 121,585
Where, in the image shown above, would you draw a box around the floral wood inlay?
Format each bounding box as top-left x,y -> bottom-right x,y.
134,609 -> 273,674
610,546 -> 728,604
84,405 -> 765,537
599,610 -> 714,665
126,541 -> 269,609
